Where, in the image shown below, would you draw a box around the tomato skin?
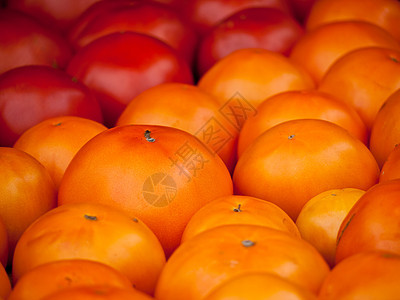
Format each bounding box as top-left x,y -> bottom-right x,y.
335,179 -> 400,264
196,7 -> 304,76
66,32 -> 194,127
69,1 -> 198,67
180,0 -> 293,37
0,9 -> 73,75
7,0 -> 102,33
0,65 -> 103,147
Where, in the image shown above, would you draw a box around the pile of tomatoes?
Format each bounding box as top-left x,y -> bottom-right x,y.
1,0 -> 400,299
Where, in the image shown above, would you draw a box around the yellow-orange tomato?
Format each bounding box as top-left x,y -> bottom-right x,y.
370,88 -> 400,168
13,116 -> 107,189
41,285 -> 154,300
8,259 -> 133,300
233,119 -> 379,220
295,188 -> 365,267
237,89 -> 368,157
12,202 -> 166,296
181,195 -> 300,243
336,179 -> 400,264
290,21 -> 400,83
58,125 -> 233,257
319,251 -> 400,300
204,272 -> 317,300
155,224 -> 330,300
0,147 -> 56,265
306,0 -> 400,41
116,83 -> 237,173
318,47 -> 400,132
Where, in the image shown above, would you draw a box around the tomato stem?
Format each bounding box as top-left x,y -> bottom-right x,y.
233,204 -> 242,212
144,130 -> 155,142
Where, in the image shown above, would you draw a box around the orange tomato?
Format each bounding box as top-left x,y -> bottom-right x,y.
13,116 -> 107,190
58,125 -> 233,257
204,272 -> 317,300
318,47 -> 400,132
12,202 -> 166,295
41,285 -> 154,300
116,83 -> 237,173
335,179 -> 400,264
295,188 -> 365,267
379,145 -> 400,183
181,195 -> 300,243
369,88 -> 400,168
289,21 -> 400,83
319,251 -> 400,299
198,48 -> 315,119
306,0 -> 400,41
0,147 -> 56,265
155,224 -> 329,299
233,119 -> 379,220
8,259 -> 133,300
237,89 -> 368,157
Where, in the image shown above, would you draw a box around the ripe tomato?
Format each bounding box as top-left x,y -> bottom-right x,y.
181,195 -> 300,243
204,272 -> 317,300
13,116 -> 107,190
68,1 -> 198,67
7,0 -> 102,33
0,65 -> 103,147
233,119 -> 379,220
0,147 -> 57,265
58,125 -> 233,257
155,224 -> 329,299
12,202 -> 166,295
370,88 -> 400,168
181,0 -> 293,37
319,251 -> 400,299
335,179 -> 400,264
196,7 -> 304,76
66,32 -> 194,127
8,259 -> 133,300
0,9 -> 72,75
306,0 -> 400,41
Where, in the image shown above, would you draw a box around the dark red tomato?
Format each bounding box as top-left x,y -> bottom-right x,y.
69,1 -> 198,66
68,0 -> 140,44
0,9 -> 73,75
66,32 -> 194,127
6,0 -> 102,33
180,0 -> 294,37
0,65 -> 103,147
196,7 -> 304,76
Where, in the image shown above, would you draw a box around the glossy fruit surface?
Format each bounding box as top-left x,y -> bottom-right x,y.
58,125 -> 233,257
155,224 -> 329,299
233,119 -> 379,220
12,202 -> 166,295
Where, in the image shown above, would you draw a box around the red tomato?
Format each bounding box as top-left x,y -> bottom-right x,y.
7,0 -> 102,33
0,8 -> 72,75
180,0 -> 294,37
66,32 -> 194,127
0,65 -> 103,147
196,7 -> 304,76
68,1 -> 198,67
